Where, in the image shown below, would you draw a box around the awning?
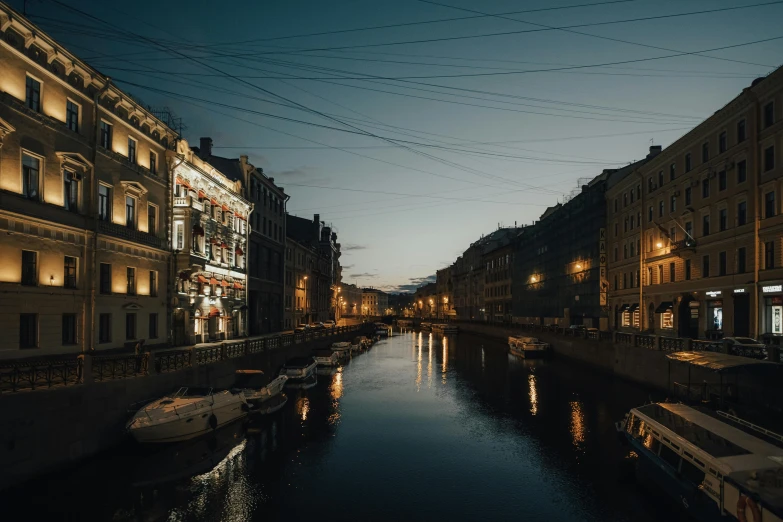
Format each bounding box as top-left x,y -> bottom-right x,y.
221,242 -> 228,248
210,238 -> 219,244
222,204 -> 230,212
210,198 -> 218,205
220,280 -> 230,287
628,303 -> 639,312
233,282 -> 243,289
666,351 -> 780,373
235,246 -> 244,256
208,307 -> 220,318
235,214 -> 244,221
655,301 -> 673,313
197,275 -> 208,283
198,190 -> 206,199
209,277 -> 219,285
618,304 -> 630,312
193,224 -> 204,236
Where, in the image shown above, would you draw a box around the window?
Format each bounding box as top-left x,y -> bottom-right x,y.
764,101 -> 774,128
702,142 -> 709,163
670,195 -> 676,213
614,247 -> 618,262
126,313 -> 137,340
702,255 -> 710,278
685,187 -> 692,206
62,314 -> 77,345
702,215 -> 710,236
147,204 -> 157,234
670,163 -> 676,181
25,75 -> 41,112
661,310 -> 674,329
737,201 -> 747,226
100,121 -> 113,149
63,170 -> 79,212
719,252 -> 727,276
624,245 -> 628,259
670,227 -> 676,242
630,241 -> 635,257
20,314 -> 37,349
127,267 -> 136,295
648,177 -> 654,192
702,178 -> 710,199
658,264 -> 663,284
21,250 -> 37,286
98,184 -> 111,221
149,151 -> 157,175
669,262 -> 676,282
765,191 -> 776,218
64,256 -> 77,289
99,314 -> 111,343
658,171 -> 664,188
765,241 -> 775,269
685,221 -> 693,240
738,247 -> 746,274
128,138 -> 137,164
719,132 -> 727,154
765,146 -> 775,172
176,222 -> 184,250
685,259 -> 691,280
100,263 -> 111,294
630,216 -> 635,229
647,267 -> 652,286
648,206 -> 653,222
719,209 -> 727,232
623,273 -> 627,289
685,153 -> 692,172
737,119 -> 746,142
149,313 -> 158,339
659,200 -> 664,218
66,100 -> 79,132
681,459 -> 705,487
22,153 -> 40,200
718,170 -> 726,191
630,189 -> 634,203
149,270 -> 157,297
126,196 -> 136,228
737,160 -> 747,183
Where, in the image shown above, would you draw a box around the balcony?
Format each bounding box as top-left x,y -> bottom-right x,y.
670,238 -> 697,252
98,221 -> 164,249
174,196 -> 190,207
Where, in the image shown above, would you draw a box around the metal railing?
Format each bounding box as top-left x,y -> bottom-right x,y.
194,345 -> 221,365
92,353 -> 148,381
616,332 -> 633,345
156,349 -> 191,373
660,336 -> 686,352
634,335 -> 656,350
224,341 -> 245,359
0,356 -> 82,393
691,340 -> 712,352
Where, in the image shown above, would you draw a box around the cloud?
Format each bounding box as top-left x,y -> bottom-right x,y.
348,272 -> 378,279
342,244 -> 367,251
342,264 -> 354,270
382,274 -> 436,293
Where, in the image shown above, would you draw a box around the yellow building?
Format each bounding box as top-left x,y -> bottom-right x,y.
169,140 -> 252,344
0,4 -> 177,357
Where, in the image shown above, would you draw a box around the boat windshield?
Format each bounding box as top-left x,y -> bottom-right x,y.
636,404 -> 750,458
171,387 -> 213,397
233,373 -> 266,389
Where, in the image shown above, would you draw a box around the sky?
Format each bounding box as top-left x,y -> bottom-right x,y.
13,0 -> 783,292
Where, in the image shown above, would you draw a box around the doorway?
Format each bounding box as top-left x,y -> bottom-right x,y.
678,296 -> 699,339
733,294 -> 750,337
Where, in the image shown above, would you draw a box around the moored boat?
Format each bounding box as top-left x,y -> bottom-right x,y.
233,370 -> 287,403
280,357 -> 317,384
433,323 -> 459,335
375,323 -> 390,337
421,322 -> 432,331
508,336 -> 551,358
252,393 -> 288,415
126,387 -> 248,443
331,341 -> 352,358
618,402 -> 783,522
314,348 -> 340,367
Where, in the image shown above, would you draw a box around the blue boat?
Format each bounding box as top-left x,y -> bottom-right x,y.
618,402 -> 783,522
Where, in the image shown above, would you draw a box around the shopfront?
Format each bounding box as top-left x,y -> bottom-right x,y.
732,288 -> 750,337
655,301 -> 674,331
761,284 -> 783,338
618,303 -> 640,329
705,290 -> 723,339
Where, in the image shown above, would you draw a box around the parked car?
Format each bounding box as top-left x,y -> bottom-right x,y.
309,323 -> 325,331
295,324 -> 310,333
324,320 -> 336,328
722,337 -> 768,360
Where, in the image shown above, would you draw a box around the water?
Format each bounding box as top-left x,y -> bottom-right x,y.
2,330 -> 688,521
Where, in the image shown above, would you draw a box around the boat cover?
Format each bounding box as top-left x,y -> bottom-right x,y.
665,351 -> 779,372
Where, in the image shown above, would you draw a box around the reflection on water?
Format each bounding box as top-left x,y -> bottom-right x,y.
529,373 -> 538,416
1,329 -> 683,522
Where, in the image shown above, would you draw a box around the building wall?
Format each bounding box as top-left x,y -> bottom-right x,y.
339,283 -> 362,317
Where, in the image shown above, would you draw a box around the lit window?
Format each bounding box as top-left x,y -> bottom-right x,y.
25,75 -> 41,112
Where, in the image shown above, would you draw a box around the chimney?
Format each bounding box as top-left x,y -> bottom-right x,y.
314,213 -> 320,224
648,145 -> 662,158
240,154 -> 248,165
199,137 -> 212,159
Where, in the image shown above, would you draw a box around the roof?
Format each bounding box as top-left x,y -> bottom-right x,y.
665,351 -> 781,372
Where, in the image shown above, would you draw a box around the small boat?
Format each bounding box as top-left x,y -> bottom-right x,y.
618,402 -> 783,522
316,366 -> 338,377
375,323 -> 390,337
314,348 -> 340,367
288,373 -> 317,389
126,387 -> 248,443
358,336 -> 373,348
252,393 -> 288,415
350,336 -> 366,353
508,336 -> 551,358
280,357 -> 317,382
233,370 -> 287,403
331,341 -> 352,358
421,322 -> 432,331
433,324 -> 459,335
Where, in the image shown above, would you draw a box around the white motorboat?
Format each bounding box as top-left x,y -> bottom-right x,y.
126,387 -> 248,443
253,393 -> 288,415
331,341 -> 352,358
375,323 -> 390,337
280,357 -> 317,383
314,348 -> 340,367
508,336 -> 551,358
233,370 -> 287,403
433,324 -> 459,335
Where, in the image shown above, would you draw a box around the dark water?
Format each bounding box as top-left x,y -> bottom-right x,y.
3,330 -> 688,521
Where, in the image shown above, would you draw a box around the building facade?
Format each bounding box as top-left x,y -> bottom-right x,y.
0,4 -> 177,358
192,138 -> 287,336
481,228 -> 522,324
362,288 -> 388,317
607,70 -> 783,340
414,282 -> 437,318
338,283 -> 363,318
169,139 -> 251,345
451,241 -> 485,321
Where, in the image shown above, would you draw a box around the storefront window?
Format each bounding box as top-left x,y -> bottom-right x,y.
765,296 -> 783,334
661,311 -> 674,329
632,310 -> 640,328
707,300 -> 723,330
622,312 -> 630,327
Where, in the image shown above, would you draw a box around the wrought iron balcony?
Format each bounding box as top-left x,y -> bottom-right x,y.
98,221 -> 164,249
670,238 -> 697,251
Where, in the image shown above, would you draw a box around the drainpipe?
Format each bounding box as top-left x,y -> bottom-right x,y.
88,79 -> 112,352
167,154 -> 185,346
639,168 -> 645,333
749,92 -> 761,339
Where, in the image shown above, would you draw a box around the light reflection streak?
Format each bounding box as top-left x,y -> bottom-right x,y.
416,343 -> 422,392
331,368 -> 343,400
528,374 -> 538,416
570,401 -> 586,448
297,396 -> 310,422
481,348 -> 485,370
442,336 -> 448,384
427,336 -> 433,389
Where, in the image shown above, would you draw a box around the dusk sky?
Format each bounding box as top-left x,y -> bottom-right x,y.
15,0 -> 783,292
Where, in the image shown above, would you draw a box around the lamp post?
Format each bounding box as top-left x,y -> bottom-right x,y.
303,275 -> 309,324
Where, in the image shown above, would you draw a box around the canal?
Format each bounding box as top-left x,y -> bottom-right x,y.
3,330 -> 689,521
